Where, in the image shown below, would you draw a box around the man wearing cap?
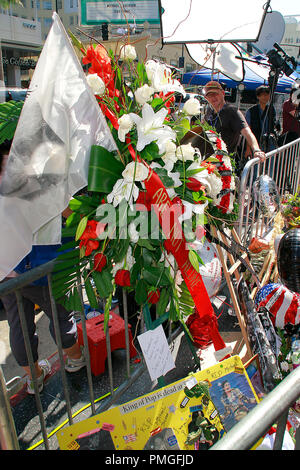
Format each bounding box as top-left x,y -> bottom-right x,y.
203,81 -> 266,173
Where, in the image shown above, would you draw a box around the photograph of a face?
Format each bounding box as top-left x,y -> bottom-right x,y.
209,371 -> 258,432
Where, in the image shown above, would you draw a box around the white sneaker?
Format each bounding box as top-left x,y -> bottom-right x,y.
26,359 -> 51,395
65,352 -> 86,373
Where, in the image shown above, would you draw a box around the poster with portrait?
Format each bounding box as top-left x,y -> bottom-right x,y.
56,356 -> 260,451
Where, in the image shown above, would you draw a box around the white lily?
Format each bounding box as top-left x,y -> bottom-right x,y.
129,103 -> 176,153
107,179 -> 139,208
145,60 -> 186,96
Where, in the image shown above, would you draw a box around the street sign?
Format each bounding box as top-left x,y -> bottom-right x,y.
80,0 -> 160,26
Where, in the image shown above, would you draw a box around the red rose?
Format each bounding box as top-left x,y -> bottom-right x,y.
94,252 -> 107,272
115,269 -> 131,287
147,289 -> 160,304
80,239 -> 99,257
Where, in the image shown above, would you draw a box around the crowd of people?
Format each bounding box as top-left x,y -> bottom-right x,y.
202,80 -> 300,176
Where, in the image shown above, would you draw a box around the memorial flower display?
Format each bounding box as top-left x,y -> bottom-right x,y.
53,38 -> 238,343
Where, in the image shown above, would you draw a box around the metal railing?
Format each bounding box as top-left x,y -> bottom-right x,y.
237,138 -> 300,245
0,259 -> 184,450
210,365 -> 300,450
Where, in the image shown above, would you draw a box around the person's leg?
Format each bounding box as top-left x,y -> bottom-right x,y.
0,284 -> 51,393
22,284 -> 85,370
1,286 -> 39,368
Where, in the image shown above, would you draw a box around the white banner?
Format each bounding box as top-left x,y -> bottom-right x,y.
0,12 -> 116,280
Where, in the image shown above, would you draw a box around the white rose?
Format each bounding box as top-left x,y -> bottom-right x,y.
134,84 -> 155,105
117,114 -> 134,142
183,97 -> 201,116
176,143 -> 195,162
145,60 -> 158,82
122,161 -> 149,182
161,141 -> 177,171
120,45 -> 137,61
86,73 -> 106,96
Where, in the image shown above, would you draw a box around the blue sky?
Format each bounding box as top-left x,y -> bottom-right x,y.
269,0 -> 300,16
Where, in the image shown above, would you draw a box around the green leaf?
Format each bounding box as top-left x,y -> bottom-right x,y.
156,288 -> 170,317
135,279 -> 148,305
88,145 -> 124,193
75,216 -> 88,241
140,142 -> 160,161
103,293 -> 113,332
0,100 -> 24,143
188,250 -> 199,272
92,269 -> 114,298
142,266 -> 170,287
137,239 -> 156,251
84,272 -> 99,309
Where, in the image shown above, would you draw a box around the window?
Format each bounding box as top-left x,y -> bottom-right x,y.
44,16 -> 53,27
42,1 -> 52,10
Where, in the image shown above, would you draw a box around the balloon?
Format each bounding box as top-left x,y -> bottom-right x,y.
253,175 -> 280,217
255,282 -> 300,328
277,229 -> 300,294
197,239 -> 222,298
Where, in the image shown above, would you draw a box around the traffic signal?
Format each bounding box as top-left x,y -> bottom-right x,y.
101,23 -> 108,41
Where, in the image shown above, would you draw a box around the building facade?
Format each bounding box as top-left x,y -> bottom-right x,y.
1,2 -> 298,89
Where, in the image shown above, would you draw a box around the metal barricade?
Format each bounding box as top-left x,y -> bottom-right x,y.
0,260 -> 185,450
237,138 -> 300,245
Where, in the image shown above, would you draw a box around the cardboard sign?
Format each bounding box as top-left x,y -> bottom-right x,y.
56,356 -> 260,451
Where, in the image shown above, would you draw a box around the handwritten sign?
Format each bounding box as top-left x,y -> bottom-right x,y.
137,325 -> 175,381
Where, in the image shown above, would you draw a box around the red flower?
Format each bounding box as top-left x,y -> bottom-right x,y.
79,220 -> 103,256
94,252 -> 107,272
80,239 -> 99,257
147,289 -> 160,304
186,177 -> 206,193
201,161 -> 216,174
80,220 -> 98,241
154,91 -> 175,113
82,44 -> 117,98
115,269 -> 131,287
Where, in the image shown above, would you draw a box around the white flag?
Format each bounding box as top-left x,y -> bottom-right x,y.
0,12 -> 116,280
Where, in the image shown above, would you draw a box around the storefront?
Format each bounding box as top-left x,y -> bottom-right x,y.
0,14 -> 42,87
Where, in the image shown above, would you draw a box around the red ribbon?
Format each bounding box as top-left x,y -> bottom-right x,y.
126,137 -> 226,352
102,105 -> 226,352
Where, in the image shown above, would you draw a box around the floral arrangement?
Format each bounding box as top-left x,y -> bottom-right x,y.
52,37 -> 238,334
281,192 -> 300,229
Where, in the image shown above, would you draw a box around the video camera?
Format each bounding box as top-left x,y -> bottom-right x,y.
266,43 -> 297,77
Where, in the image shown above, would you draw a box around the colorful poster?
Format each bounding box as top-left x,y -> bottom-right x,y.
56,356 -> 259,450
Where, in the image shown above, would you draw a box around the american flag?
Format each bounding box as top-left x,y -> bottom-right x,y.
255,283 -> 300,328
